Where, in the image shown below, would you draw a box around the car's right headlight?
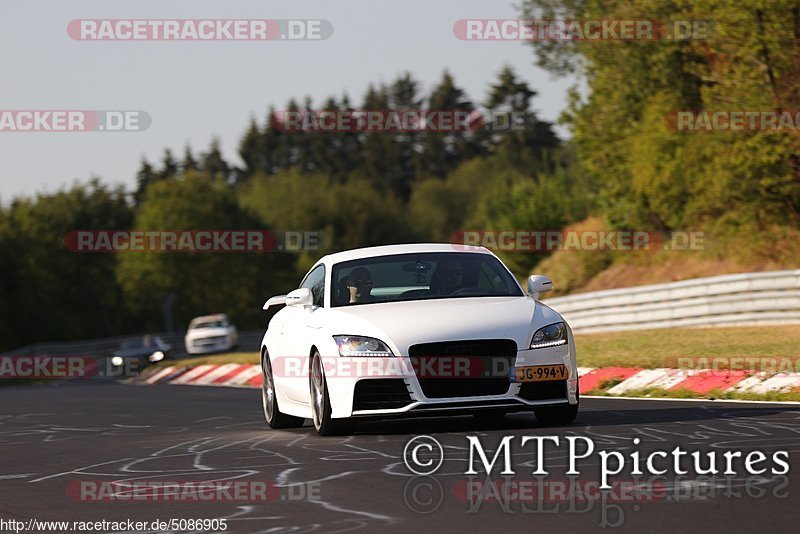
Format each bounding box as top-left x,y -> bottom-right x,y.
530,322 -> 568,349
333,336 -> 394,357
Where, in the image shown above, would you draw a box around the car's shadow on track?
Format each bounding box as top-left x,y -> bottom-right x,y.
344,404 -> 800,436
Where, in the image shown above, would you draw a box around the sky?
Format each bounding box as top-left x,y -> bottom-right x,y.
0,0 -> 578,201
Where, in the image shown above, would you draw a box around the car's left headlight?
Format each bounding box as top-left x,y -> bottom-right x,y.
333,336 -> 394,357
530,322 -> 568,349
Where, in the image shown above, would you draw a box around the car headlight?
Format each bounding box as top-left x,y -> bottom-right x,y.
148,351 -> 165,362
333,336 -> 394,357
111,356 -> 124,366
530,322 -> 568,349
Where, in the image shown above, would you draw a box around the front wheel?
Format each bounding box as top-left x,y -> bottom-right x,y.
534,403 -> 579,425
534,386 -> 579,425
310,351 -> 353,436
262,351 -> 305,429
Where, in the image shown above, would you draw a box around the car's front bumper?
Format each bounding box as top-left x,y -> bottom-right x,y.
186,337 -> 234,354
326,345 -> 578,419
349,392 -> 572,418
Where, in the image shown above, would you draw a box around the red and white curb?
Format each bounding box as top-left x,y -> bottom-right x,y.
132,364 -> 800,395
576,367 -> 800,394
137,364 -> 263,388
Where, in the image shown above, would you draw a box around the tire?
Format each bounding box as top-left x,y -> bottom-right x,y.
262,351 -> 305,429
310,351 -> 353,436
534,386 -> 579,425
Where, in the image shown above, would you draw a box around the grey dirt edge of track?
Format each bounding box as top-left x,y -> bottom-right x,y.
1,382 -> 798,534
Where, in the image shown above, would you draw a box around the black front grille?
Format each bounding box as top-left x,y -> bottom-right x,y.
408,339 -> 517,398
518,380 -> 567,401
352,379 -> 412,411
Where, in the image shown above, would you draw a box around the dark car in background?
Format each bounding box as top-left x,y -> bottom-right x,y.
110,335 -> 171,373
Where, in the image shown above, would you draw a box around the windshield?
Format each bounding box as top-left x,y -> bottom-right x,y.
191,320 -> 228,329
331,252 -> 523,307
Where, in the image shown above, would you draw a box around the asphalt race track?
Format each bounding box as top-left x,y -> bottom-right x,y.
1,382 -> 798,533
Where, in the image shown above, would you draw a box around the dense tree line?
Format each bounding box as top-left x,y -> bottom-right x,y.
1,67 -> 584,351
520,0 -> 800,237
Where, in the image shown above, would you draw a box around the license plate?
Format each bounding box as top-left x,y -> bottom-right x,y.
512,364 -> 569,383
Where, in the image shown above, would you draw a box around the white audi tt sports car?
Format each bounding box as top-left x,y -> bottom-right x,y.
260,243 -> 579,435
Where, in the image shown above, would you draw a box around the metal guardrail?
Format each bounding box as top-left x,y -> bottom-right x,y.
5,270 -> 799,353
544,269 -> 800,333
2,331 -> 264,358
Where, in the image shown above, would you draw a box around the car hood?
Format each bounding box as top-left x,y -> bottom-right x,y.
317,296 -> 564,354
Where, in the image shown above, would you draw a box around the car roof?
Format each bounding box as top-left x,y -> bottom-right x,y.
319,243 -> 493,265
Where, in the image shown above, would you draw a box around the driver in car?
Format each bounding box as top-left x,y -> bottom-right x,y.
436,259 -> 463,295
347,267 -> 374,303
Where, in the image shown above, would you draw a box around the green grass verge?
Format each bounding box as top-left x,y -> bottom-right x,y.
574,325 -> 800,369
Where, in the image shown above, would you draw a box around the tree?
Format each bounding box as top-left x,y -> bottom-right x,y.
518,0 -> 800,236
133,158 -> 156,207
483,65 -> 560,170
116,173 -> 294,332
159,149 -> 178,179
419,70 -> 479,178
200,138 -> 232,184
182,145 -> 199,175
238,170 -> 413,263
2,181 -> 133,349
238,118 -> 262,179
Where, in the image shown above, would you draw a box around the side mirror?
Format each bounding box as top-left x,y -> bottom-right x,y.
527,275 -> 553,300
263,295 -> 287,310
285,287 -> 313,308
